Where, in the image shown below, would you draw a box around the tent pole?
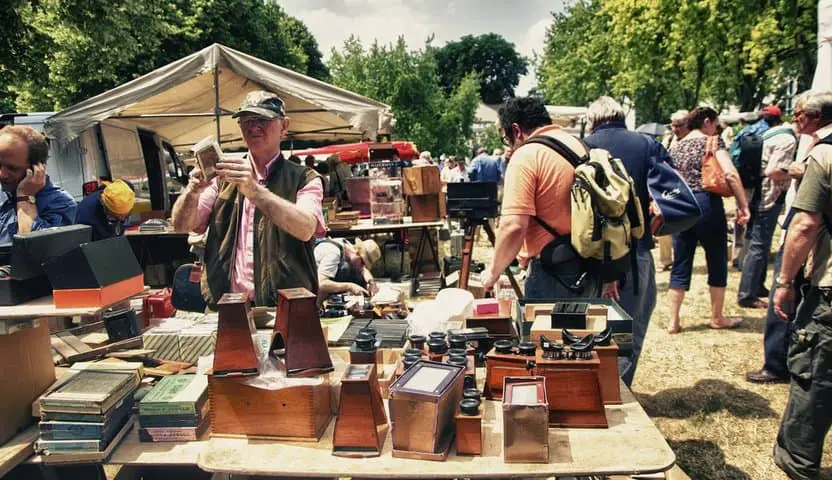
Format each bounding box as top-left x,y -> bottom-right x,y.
214,65 -> 221,141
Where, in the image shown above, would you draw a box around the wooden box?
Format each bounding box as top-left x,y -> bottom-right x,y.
535,351 -> 607,428
389,360 -> 465,461
455,399 -> 482,456
466,313 -> 514,336
273,288 -> 333,377
213,293 -> 259,377
595,341 -> 621,405
409,194 -> 442,222
333,364 -> 387,457
403,165 -> 442,195
484,349 -> 535,401
209,376 -> 332,440
503,377 -> 549,463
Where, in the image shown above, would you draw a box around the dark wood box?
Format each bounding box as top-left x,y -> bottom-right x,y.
273,288 -> 333,377
389,360 -> 465,461
403,165 -> 442,195
409,194 -> 442,223
455,413 -> 482,456
333,363 -> 387,457
534,351 -> 607,428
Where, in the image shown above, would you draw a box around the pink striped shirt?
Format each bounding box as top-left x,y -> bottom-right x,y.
194,155 -> 326,297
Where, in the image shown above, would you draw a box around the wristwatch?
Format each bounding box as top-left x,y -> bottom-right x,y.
16,195 -> 35,205
774,278 -> 795,290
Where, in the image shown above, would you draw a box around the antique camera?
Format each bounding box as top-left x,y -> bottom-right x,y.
333,363 -> 387,457
388,360 -> 465,461
447,182 -> 498,219
502,376 -> 549,463
272,288 -> 334,377
212,293 -> 259,377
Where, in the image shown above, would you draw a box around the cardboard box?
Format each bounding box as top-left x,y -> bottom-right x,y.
0,321 -> 55,444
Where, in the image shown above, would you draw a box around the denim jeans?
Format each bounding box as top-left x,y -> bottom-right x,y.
524,258 -> 600,300
670,192 -> 728,290
617,249 -> 657,387
738,205 -> 782,305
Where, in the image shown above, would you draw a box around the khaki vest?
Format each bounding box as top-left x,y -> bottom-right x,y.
201,156 -> 321,306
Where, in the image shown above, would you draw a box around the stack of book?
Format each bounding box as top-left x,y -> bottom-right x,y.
36,370 -> 141,462
138,374 -> 209,442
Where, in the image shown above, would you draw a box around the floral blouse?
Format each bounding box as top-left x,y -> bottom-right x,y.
669,135 -> 726,192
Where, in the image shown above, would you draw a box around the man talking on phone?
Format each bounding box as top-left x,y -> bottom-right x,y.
771,90 -> 832,480
171,91 -> 326,307
0,125 -> 76,243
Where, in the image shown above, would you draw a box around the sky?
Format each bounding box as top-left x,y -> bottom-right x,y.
279,0 -> 567,97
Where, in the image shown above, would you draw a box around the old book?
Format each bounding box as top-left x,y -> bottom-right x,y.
139,374 -> 208,417
36,413 -> 131,453
39,395 -> 132,441
39,417 -> 135,464
40,371 -> 140,415
41,392 -> 134,423
139,398 -> 209,428
138,416 -> 210,442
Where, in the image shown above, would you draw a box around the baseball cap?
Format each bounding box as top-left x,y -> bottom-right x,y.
232,91 -> 286,119
761,105 -> 782,117
354,238 -> 381,269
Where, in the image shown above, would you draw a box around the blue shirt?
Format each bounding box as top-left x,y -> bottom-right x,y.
75,189 -> 124,241
0,177 -> 77,243
585,122 -> 672,252
468,153 -> 502,183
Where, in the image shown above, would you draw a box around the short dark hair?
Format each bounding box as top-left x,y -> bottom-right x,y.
0,125 -> 49,166
688,106 -> 719,130
304,155 -> 315,167
288,155 -> 301,164
498,97 -> 552,144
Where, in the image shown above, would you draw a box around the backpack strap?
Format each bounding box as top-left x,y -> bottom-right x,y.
762,126 -> 797,141
522,134 -> 589,168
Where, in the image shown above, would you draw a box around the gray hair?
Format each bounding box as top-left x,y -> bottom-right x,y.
670,110 -> 689,124
795,90 -> 832,120
587,96 -> 625,128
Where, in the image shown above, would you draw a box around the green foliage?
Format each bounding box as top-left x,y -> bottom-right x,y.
537,0 -> 817,122
2,0 -> 328,113
435,33 -> 528,104
328,37 -> 481,156
475,123 -> 505,153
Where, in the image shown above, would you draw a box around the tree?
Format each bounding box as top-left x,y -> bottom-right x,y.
328,37 -> 481,156
3,0 -> 329,112
435,34 -> 527,104
536,0 -> 817,122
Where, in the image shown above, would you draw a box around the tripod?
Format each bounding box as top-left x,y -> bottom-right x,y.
457,217 -> 523,299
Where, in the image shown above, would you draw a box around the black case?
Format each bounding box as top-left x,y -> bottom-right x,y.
10,225 -> 92,280
43,236 -> 142,290
0,275 -> 52,306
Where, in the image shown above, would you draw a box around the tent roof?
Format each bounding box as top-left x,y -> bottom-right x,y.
45,43 -> 393,148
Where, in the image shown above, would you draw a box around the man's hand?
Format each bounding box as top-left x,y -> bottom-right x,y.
347,283 -> 369,296
736,205 -> 751,226
602,281 -> 620,301
773,286 -> 795,321
217,156 -> 257,196
187,168 -> 212,195
481,267 -> 500,294
17,164 -> 46,197
788,163 -> 806,180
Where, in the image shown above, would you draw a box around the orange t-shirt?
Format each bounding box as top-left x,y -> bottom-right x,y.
501,125 -> 583,265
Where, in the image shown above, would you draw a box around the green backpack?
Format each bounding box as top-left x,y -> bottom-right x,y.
524,133 -> 645,284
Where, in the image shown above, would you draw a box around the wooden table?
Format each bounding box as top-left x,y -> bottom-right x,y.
0,426 -> 37,478
0,295 -> 127,321
327,220 -> 445,297
198,383 -> 675,478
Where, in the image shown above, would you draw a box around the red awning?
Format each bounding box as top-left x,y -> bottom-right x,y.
290,141 -> 419,164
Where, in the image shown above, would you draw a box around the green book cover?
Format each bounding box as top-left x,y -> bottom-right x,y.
40,371 -> 136,413
139,374 -> 207,416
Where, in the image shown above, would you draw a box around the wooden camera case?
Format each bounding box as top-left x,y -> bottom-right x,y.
272,288 -> 333,377
332,363 -> 387,457
213,293 -> 259,377
503,376 -> 549,463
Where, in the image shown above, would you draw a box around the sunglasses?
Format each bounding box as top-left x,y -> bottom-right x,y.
238,117 -> 275,132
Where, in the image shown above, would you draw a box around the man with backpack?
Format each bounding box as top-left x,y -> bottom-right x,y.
729,106 -> 782,268
737,113 -> 797,310
584,96 -> 673,387
481,97 -> 601,299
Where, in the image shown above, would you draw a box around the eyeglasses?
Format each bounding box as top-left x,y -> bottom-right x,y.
238,117 -> 275,132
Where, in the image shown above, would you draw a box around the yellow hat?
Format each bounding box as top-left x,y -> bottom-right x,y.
101,180 -> 135,217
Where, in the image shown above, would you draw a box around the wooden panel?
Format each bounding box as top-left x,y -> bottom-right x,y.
56,331 -> 93,353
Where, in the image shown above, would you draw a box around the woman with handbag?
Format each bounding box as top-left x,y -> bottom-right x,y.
667,106 -> 750,333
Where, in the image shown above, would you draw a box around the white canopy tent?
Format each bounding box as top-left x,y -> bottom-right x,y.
45,43 -> 394,150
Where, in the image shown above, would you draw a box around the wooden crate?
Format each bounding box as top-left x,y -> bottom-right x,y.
409,194 -> 442,223
209,376 -> 332,440
402,165 -> 442,195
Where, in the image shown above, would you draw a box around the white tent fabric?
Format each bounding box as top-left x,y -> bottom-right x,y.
45,44 -> 394,149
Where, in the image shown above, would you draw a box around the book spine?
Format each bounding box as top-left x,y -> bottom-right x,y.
41,413 -> 103,423
39,423 -> 103,438
138,428 -> 199,442
37,439 -> 103,453
40,399 -> 102,413
139,402 -> 197,416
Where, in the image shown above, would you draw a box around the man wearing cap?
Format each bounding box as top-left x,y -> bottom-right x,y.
314,237 -> 381,301
738,107 -> 797,310
75,179 -> 136,241
0,125 -> 76,243
171,91 -> 326,307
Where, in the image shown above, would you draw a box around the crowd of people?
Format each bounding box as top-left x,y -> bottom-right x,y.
1,86 -> 830,479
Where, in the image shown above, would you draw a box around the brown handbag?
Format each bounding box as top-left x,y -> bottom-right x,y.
700,136 -> 733,197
